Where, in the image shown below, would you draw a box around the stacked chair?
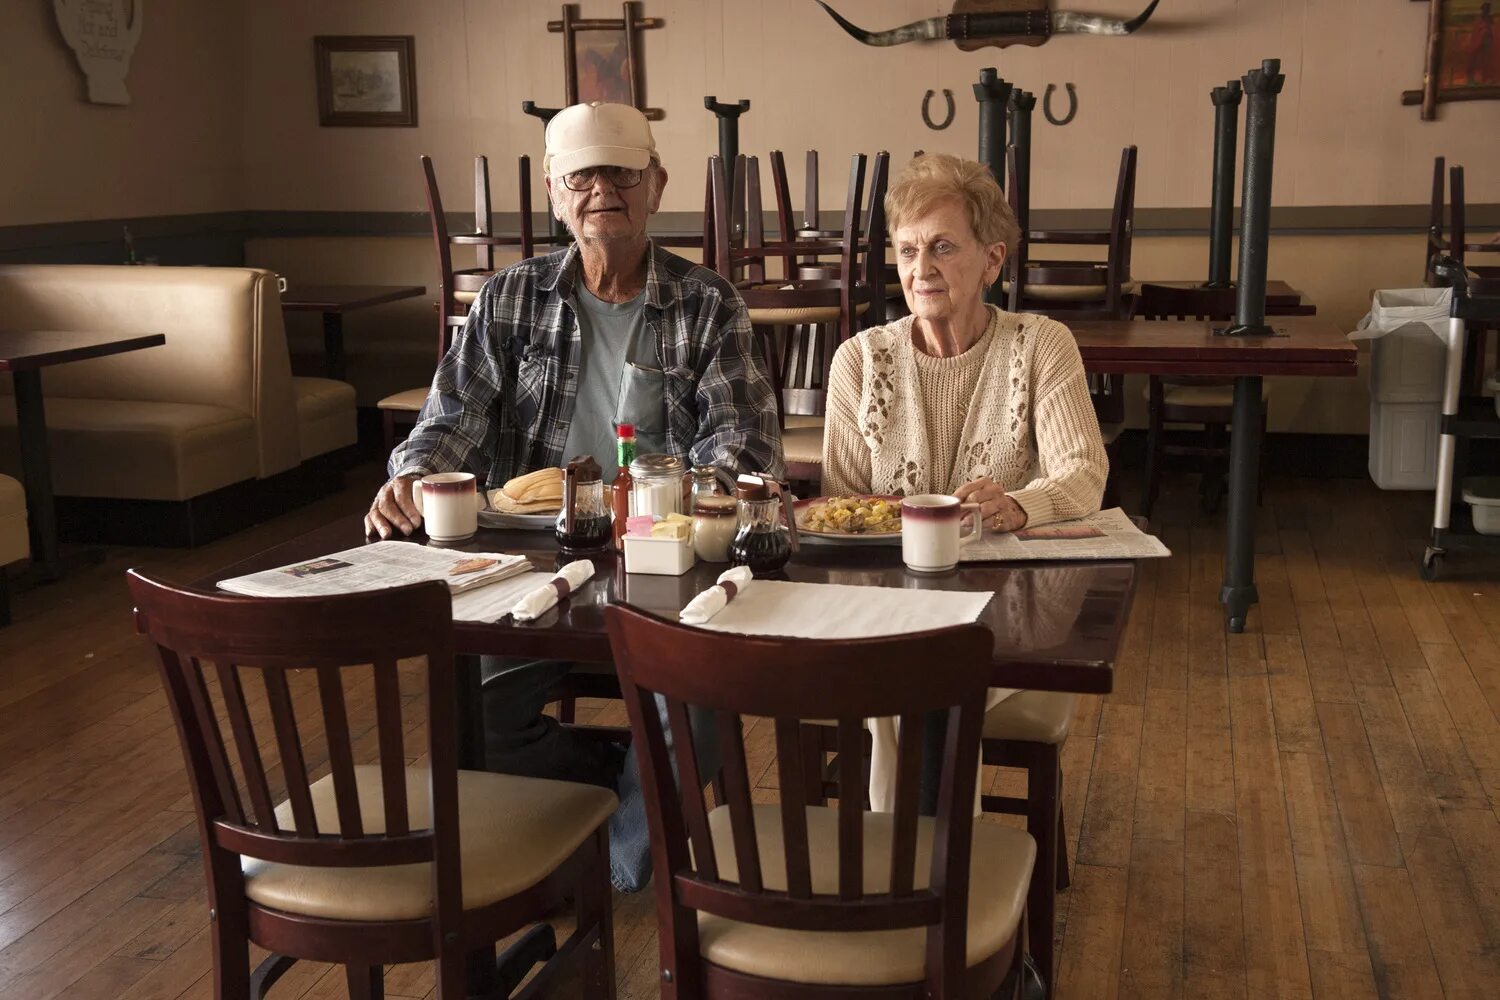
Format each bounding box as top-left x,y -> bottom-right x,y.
378,155 -> 541,452
705,150 -> 889,490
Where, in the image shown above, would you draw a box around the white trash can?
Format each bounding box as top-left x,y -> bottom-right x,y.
1352,288 -> 1452,489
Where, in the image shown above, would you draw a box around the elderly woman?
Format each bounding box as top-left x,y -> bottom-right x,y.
822,152 -> 1108,810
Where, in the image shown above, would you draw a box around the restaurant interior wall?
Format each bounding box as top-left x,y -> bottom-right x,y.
0,0 -> 245,264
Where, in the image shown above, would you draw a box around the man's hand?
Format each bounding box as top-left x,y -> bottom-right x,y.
954,476 -> 1028,533
365,473 -> 423,539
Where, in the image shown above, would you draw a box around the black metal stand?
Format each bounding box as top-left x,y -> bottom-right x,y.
1222,60 -> 1284,337
1008,87 -> 1035,215
975,69 -> 1013,308
522,101 -> 567,241
974,68 -> 1013,190
1221,375 -> 1264,633
321,312 -> 345,382
1204,81 -> 1242,289
704,97 -> 750,183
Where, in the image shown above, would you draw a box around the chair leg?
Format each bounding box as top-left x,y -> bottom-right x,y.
0,569 -> 11,628
577,826 -> 617,1000
381,410 -> 397,455
345,965 -> 384,1000
1024,744 -> 1062,1000
1056,799 -> 1071,892
558,695 -> 577,725
1140,381 -> 1162,517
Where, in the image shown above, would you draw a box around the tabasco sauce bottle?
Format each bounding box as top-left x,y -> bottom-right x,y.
610,423 -> 637,551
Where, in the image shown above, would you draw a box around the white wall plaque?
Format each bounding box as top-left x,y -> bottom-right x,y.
54,0 -> 143,106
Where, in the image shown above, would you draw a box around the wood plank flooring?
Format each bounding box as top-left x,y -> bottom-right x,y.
1,463 -> 1498,999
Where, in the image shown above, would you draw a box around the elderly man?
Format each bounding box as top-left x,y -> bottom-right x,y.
364,102 -> 782,891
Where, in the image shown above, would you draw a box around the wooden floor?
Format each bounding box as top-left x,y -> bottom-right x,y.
1,463 -> 1499,1000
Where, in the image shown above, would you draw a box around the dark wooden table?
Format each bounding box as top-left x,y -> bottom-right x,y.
280,284 -> 425,381
205,519 -> 1137,758
1,330 -> 166,581
1071,314 -> 1357,632
1139,279 -> 1315,314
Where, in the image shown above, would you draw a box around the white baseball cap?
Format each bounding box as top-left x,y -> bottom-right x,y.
544,102 -> 656,177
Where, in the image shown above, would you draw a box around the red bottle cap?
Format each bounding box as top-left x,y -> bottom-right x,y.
616,423 -> 635,438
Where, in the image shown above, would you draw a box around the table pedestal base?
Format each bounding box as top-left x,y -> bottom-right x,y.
1220,376 -> 1264,633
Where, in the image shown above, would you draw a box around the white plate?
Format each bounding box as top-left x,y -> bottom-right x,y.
478,510 -> 557,530
792,495 -> 903,545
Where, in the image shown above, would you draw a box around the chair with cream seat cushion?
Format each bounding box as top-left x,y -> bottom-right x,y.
129,571 -> 617,1000
0,474 -> 26,627
606,604 -> 1035,999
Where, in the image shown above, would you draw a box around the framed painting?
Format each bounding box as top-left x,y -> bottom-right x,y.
1403,0 -> 1500,119
551,3 -> 664,120
314,36 -> 418,127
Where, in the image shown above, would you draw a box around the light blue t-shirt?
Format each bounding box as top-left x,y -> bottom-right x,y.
561,284 -> 666,481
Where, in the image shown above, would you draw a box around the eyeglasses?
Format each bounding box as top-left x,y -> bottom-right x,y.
561,165 -> 644,192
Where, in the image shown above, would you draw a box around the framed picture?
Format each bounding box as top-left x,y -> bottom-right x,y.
314,35 -> 417,127
550,3 -> 663,120
1403,0 -> 1499,119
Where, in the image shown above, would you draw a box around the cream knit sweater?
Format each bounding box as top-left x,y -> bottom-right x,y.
822,306 -> 1107,527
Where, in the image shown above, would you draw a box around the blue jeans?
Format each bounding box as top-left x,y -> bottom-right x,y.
479,658 -> 719,893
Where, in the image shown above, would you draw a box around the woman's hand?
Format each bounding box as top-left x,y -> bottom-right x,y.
954,476 -> 1029,533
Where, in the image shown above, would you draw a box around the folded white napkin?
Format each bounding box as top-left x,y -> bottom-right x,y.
679,565 -> 755,625
510,559 -> 596,622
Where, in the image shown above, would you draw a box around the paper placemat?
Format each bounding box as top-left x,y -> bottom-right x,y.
450,570 -> 551,621
691,580 -> 993,639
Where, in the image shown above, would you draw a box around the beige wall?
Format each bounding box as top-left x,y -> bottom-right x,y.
239,0 -> 1500,216
0,0 -> 245,225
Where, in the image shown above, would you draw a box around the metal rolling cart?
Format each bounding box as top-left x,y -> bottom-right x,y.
1421,256 -> 1500,579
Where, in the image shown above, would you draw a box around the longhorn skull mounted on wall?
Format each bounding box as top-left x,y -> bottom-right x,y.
813,0 -> 1159,50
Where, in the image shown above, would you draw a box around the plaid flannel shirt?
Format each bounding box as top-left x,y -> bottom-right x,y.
389,241 -> 784,487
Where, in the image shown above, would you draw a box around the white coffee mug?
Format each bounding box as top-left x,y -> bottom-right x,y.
413,472 -> 479,542
900,494 -> 983,573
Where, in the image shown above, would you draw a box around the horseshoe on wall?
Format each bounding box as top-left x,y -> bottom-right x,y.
922,88 -> 956,129
1043,82 -> 1077,125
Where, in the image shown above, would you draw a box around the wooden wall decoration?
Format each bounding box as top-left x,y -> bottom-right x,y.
53,0 -> 143,105
549,2 -> 664,120
1402,0 -> 1500,119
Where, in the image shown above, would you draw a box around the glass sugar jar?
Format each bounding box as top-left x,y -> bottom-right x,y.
629,453 -> 686,519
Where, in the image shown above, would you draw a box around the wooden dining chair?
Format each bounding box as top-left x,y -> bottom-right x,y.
1449,165 -> 1500,294
128,570 -> 618,1000
378,154 -> 538,453
1007,146 -> 1138,321
707,152 -> 877,490
604,604 -> 1035,1000
1425,156 -> 1447,284
1134,283 -> 1266,516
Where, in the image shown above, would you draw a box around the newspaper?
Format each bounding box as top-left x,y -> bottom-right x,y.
961,507 -> 1170,563
218,541 -> 533,598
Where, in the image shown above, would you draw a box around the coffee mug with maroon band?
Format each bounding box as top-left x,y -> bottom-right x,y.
412,472 -> 479,542
900,494 -> 983,573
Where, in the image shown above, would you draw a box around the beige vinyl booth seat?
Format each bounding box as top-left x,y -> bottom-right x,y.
0,474 -> 26,626
0,266 -> 356,544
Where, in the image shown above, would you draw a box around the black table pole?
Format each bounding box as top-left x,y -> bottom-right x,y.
1225,60 -> 1285,336
974,68 -> 1013,190
975,69 -> 1013,308
1008,87 -> 1035,218
521,101 -> 567,241
704,97 -> 751,184
1204,81 -> 1242,289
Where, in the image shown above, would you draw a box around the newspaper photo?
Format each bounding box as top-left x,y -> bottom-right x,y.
961,507 -> 1171,563
219,541 -> 533,598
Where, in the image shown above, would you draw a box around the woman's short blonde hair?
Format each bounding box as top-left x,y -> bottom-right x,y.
885,153 -> 1019,251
